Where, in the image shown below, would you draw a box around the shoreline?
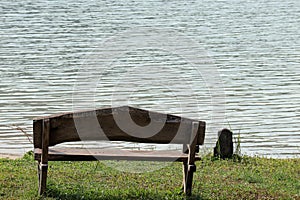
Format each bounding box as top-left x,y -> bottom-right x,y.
0,150 -> 299,160
0,153 -> 23,159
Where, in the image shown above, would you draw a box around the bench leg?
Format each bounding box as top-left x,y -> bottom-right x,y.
37,161 -> 41,186
182,161 -> 188,192
38,161 -> 48,195
184,164 -> 196,196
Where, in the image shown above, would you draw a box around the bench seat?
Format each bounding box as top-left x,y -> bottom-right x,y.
34,148 -> 202,162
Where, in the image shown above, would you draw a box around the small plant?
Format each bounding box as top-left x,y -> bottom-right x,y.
234,130 -> 241,156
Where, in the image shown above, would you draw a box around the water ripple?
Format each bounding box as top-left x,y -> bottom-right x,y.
0,0 -> 299,158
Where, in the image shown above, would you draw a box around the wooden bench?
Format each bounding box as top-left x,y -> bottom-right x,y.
33,106 -> 205,196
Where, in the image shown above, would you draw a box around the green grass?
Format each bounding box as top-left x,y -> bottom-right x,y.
0,152 -> 299,200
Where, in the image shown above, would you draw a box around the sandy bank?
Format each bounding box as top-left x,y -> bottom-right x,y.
0,153 -> 23,160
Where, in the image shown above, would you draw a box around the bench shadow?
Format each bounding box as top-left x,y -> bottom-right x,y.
45,184 -> 204,200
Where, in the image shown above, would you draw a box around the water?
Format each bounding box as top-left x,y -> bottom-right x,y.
0,0 -> 299,157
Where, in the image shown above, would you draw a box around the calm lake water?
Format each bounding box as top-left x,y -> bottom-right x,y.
0,0 -> 299,158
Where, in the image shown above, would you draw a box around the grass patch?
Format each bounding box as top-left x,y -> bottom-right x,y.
0,153 -> 299,199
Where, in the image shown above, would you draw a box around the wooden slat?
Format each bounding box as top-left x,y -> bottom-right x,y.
33,119 -> 42,149
34,148 -> 201,162
41,119 -> 50,163
33,106 -> 206,148
185,122 -> 199,195
196,121 -> 206,145
188,122 -> 199,165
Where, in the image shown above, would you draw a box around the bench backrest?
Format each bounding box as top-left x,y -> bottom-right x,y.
33,106 -> 205,148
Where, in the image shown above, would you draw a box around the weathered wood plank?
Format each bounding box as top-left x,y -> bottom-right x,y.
33,106 -> 205,148
34,148 -> 201,162
41,119 -> 50,163
184,122 -> 199,196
